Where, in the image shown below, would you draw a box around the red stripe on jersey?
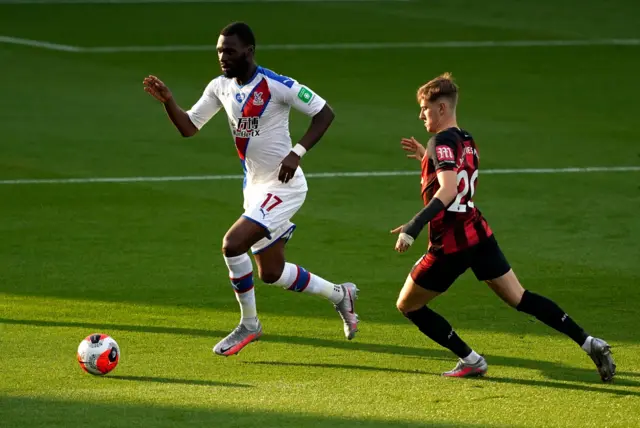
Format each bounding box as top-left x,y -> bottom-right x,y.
235,78 -> 272,160
463,219 -> 480,248
480,216 -> 493,238
440,212 -> 458,252
464,141 -> 475,167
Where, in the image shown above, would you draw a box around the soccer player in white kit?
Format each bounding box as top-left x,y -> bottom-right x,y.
143,22 -> 359,356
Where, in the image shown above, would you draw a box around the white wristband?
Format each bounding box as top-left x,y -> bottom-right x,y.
399,233 -> 415,246
291,144 -> 307,158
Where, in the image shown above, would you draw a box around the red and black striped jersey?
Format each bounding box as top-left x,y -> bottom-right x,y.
420,127 -> 493,255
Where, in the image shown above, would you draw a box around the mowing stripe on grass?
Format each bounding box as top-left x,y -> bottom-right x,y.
1,166 -> 638,185
0,0 -> 410,3
1,35 -> 639,53
0,0 -> 415,4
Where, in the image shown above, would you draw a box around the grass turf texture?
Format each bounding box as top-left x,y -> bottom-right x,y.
1,0 -> 639,427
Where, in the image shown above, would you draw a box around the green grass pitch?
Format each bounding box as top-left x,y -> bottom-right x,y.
1,1 -> 639,427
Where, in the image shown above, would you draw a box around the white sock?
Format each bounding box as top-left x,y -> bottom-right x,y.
462,350 -> 482,365
224,254 -> 258,330
581,336 -> 594,353
274,262 -> 345,304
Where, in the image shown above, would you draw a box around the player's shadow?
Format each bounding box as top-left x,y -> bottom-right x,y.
475,353 -> 640,388
249,361 -> 640,398
3,317 -> 639,390
107,375 -> 252,388
477,376 -> 639,397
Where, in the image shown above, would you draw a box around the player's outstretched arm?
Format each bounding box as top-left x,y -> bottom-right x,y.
390,170 -> 458,253
278,104 -> 335,183
143,75 -> 198,138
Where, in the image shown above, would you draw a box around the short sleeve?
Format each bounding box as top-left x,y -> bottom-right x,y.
186,79 -> 222,130
276,78 -> 326,116
427,132 -> 458,171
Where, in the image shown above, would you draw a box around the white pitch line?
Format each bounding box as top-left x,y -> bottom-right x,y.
1,35 -> 639,53
1,166 -> 638,185
257,39 -> 640,50
0,35 -> 80,52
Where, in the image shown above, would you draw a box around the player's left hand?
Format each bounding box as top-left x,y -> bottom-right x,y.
279,152 -> 300,183
390,226 -> 414,253
401,137 -> 426,161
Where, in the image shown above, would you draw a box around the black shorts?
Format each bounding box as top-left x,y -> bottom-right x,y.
410,235 -> 511,293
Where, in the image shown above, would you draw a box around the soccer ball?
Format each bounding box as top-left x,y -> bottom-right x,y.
77,333 -> 120,376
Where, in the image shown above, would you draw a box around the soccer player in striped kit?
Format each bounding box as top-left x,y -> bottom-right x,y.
143,22 -> 358,356
391,73 -> 615,381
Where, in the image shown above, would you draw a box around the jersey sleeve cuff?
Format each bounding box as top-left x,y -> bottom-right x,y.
307,99 -> 326,117
186,110 -> 204,130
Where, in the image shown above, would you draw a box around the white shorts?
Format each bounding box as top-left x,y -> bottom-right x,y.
242,173 -> 308,254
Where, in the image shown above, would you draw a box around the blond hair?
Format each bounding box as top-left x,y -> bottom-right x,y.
417,72 -> 458,106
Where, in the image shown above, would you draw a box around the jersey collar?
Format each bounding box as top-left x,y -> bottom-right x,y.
235,66 -> 261,89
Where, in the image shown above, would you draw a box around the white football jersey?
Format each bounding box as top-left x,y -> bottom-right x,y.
186,66 -> 326,186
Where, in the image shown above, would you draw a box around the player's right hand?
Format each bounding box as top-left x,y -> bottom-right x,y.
390,226 -> 414,253
143,75 -> 173,103
401,137 -> 426,161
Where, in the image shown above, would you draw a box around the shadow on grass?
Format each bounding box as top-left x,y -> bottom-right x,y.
248,361 -> 640,398
618,371 -> 640,378
0,317 -> 450,360
0,396 -> 514,428
479,376 -> 640,397
107,375 -> 252,388
3,317 -> 639,391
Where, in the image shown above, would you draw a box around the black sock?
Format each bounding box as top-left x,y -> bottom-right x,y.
405,306 -> 472,359
517,290 -> 589,346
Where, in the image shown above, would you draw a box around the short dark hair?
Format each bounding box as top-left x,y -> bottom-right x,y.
220,22 -> 256,47
417,72 -> 458,107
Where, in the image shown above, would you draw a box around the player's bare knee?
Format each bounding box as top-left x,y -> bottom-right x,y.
222,235 -> 244,258
396,298 -> 416,315
259,266 -> 284,285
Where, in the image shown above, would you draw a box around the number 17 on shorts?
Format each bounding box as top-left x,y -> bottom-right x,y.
243,186 -> 307,251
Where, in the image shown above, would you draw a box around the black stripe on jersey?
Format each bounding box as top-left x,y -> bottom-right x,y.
473,216 -> 489,242
452,213 -> 468,250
